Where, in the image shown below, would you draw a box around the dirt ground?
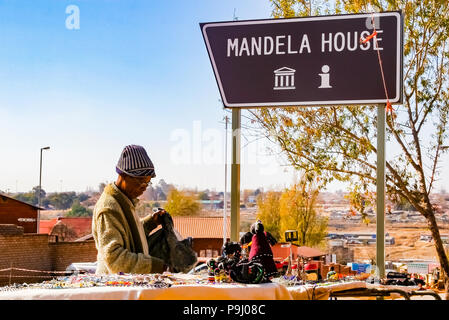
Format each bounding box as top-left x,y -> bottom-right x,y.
328,223 -> 449,262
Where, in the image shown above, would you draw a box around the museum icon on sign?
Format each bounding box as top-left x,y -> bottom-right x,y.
273,67 -> 296,90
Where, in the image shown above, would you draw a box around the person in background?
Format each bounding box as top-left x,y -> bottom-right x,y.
327,266 -> 337,280
92,145 -> 168,274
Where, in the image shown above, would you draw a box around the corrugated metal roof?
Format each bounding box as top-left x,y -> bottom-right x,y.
173,216 -> 230,239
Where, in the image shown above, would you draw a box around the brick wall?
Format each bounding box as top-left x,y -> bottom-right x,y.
0,234 -> 53,271
0,228 -> 229,286
50,241 -> 97,271
0,224 -> 24,236
0,232 -> 97,286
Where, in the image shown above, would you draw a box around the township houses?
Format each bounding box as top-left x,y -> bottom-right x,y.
37,215 -> 332,265
0,195 -> 344,283
0,200 -> 356,285
40,217 -> 93,242
0,193 -> 41,233
41,216 -> 233,262
271,243 -> 326,261
170,216 -> 230,262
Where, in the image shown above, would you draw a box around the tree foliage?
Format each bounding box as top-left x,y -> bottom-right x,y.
165,188 -> 202,216
261,0 -> 449,209
258,0 -> 449,293
256,178 -> 328,247
66,199 -> 93,217
256,191 -> 282,241
14,186 -> 46,207
14,191 -> 38,206
14,189 -> 90,211
279,179 -> 328,247
47,192 -> 79,210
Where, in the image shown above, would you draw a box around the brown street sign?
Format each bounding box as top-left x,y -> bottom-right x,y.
200,11 -> 403,108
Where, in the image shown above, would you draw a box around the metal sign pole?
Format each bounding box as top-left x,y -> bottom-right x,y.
230,108 -> 241,242
376,104 -> 386,280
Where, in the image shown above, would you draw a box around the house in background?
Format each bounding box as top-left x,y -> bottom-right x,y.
271,243 -> 326,262
65,216 -> 232,263
0,193 -> 42,233
199,200 -> 223,210
39,217 -> 93,241
172,216 -> 230,262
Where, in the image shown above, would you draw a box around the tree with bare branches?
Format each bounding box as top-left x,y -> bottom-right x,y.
251,0 -> 449,296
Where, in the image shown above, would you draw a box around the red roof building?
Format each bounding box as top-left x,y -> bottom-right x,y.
172,216 -> 230,262
40,215 -> 231,260
39,217 -> 92,240
39,219 -> 57,234
271,243 -> 326,261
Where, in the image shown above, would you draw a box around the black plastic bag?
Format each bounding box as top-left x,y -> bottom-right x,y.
147,212 -> 197,273
229,258 -> 265,284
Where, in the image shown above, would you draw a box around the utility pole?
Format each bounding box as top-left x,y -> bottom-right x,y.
38,146 -> 50,234
223,115 -> 230,245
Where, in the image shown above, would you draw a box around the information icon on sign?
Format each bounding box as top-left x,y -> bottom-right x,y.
273,67 -> 296,90
318,65 -> 332,89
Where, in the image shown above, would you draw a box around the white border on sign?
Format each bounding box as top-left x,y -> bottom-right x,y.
202,12 -> 402,108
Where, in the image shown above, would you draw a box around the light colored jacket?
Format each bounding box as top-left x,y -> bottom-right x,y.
92,183 -> 164,274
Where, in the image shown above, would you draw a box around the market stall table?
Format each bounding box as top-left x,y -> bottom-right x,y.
1,272 -> 439,300
287,281 -> 441,300
0,273 -> 294,300
287,281 -> 368,300
0,283 -> 295,300
364,283 -> 441,300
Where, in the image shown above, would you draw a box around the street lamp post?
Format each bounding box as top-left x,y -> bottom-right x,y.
37,146 -> 50,234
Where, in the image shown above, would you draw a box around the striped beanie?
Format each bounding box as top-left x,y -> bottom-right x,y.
116,145 -> 156,178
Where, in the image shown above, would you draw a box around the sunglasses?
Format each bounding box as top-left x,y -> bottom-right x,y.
128,176 -> 152,187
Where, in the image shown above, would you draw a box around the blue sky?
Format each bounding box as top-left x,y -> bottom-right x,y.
0,1 -> 447,194
0,0 -> 302,193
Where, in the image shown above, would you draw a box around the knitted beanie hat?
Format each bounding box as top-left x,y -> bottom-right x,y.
116,145 -> 156,178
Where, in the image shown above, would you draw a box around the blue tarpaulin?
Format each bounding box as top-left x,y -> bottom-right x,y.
348,263 -> 371,273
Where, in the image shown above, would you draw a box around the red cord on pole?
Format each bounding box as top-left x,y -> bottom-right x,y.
360,15 -> 395,120
360,30 -> 378,44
